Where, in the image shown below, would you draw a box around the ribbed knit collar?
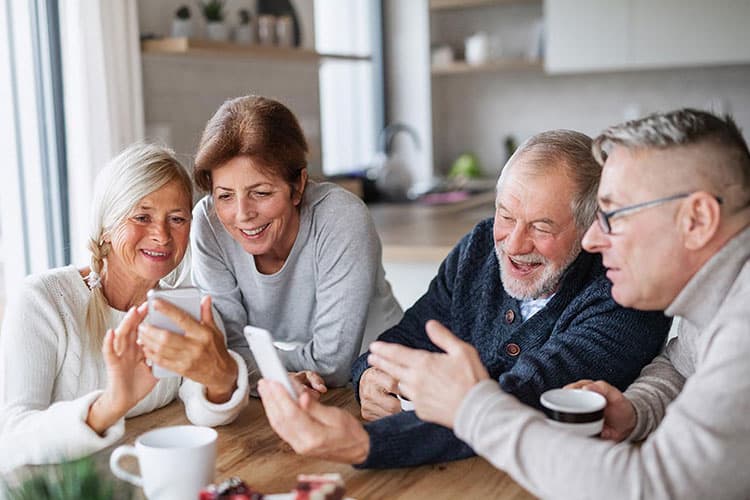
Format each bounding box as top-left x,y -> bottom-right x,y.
666,225 -> 750,330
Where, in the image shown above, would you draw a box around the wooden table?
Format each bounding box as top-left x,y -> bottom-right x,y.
117,388 -> 533,499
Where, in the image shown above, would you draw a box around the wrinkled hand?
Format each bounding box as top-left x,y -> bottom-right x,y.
368,320 -> 489,429
258,379 -> 370,464
289,370 -> 327,400
138,296 -> 238,403
359,367 -> 400,421
565,379 -> 636,441
88,305 -> 157,434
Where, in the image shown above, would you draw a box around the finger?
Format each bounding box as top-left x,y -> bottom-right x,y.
368,341 -> 422,370
259,380 -> 317,442
367,352 -> 411,383
583,380 -> 620,402
102,329 -> 116,362
565,379 -> 594,389
370,368 -> 399,393
114,307 -> 138,355
151,298 -> 201,338
200,295 -> 218,330
424,320 -> 466,354
305,371 -> 327,393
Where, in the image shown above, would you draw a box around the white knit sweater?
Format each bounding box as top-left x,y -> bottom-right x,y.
0,266 -> 249,473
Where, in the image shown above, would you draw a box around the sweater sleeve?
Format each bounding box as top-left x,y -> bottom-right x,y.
356,411 -> 474,469
0,280 -> 123,473
277,194 -> 383,387
624,347 -> 686,441
178,350 -> 249,426
191,199 -> 259,386
497,283 -> 671,409
455,309 -> 750,500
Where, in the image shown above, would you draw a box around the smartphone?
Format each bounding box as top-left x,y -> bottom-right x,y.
147,287 -> 202,378
243,326 -> 298,400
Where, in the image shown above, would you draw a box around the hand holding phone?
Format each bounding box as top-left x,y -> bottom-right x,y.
146,287 -> 202,378
244,326 -> 298,400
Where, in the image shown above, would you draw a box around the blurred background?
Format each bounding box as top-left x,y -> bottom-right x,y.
2,0 -> 749,313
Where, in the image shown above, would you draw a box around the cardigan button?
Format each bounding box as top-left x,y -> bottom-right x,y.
505,343 -> 521,357
504,309 -> 515,324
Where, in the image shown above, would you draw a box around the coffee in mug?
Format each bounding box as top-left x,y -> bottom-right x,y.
109,425 -> 217,500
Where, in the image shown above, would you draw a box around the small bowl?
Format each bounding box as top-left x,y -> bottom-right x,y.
540,389 -> 606,437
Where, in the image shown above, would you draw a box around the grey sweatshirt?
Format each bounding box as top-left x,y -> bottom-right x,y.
453,226 -> 750,499
191,181 -> 403,387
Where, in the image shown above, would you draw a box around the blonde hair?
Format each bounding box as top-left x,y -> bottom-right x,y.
85,143 -> 193,345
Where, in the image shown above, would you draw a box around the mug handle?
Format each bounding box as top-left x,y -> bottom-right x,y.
109,445 -> 143,487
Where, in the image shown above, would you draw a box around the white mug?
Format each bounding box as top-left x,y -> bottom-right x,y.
464,32 -> 489,65
109,425 -> 217,500
540,389 -> 606,437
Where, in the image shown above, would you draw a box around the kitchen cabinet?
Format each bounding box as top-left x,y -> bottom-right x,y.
545,0 -> 750,73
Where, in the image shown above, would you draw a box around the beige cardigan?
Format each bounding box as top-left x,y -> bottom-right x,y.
454,226 -> 750,499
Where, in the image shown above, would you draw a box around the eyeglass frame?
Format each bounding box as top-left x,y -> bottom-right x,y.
596,192 -> 723,234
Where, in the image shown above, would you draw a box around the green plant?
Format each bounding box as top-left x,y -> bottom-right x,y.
175,5 -> 191,19
198,0 -> 226,22
238,8 -> 251,25
2,457 -> 133,500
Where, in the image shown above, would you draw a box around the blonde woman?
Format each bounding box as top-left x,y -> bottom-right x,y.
0,144 -> 248,473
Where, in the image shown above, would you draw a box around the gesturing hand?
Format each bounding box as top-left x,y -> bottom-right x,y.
138,296 -> 238,403
368,320 -> 489,429
565,379 -> 636,441
359,367 -> 401,421
87,305 -> 157,434
258,379 -> 370,464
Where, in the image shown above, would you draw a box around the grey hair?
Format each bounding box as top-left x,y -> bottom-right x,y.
592,109 -> 750,207
498,129 -> 600,230
85,143 -> 193,347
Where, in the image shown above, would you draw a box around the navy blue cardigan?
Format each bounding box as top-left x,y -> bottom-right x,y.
351,218 -> 670,469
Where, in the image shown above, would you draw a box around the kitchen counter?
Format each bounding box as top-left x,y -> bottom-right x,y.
368,190 -> 496,262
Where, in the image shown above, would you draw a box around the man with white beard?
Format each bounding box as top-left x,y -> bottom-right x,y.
258,130 -> 672,468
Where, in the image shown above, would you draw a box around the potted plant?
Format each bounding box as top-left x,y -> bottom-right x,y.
234,9 -> 255,45
199,0 -> 229,41
171,5 -> 193,39
2,457 -> 134,500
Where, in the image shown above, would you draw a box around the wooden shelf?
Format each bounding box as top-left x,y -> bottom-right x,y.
430,0 -> 539,11
432,59 -> 543,75
141,37 -> 370,62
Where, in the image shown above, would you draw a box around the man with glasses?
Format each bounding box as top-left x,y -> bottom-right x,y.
257,130 -> 670,468
365,108 -> 750,498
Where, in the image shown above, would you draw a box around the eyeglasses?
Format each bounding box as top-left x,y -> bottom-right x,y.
596,192 -> 723,234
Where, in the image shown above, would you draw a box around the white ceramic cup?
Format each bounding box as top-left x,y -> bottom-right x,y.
540,389 -> 606,437
464,32 -> 489,65
110,425 -> 217,500
257,15 -> 276,46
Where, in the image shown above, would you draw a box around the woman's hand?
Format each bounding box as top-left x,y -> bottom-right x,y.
138,296 -> 238,404
289,371 -> 327,400
87,305 -> 157,434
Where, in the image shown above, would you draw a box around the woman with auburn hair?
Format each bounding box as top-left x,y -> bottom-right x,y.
192,95 -> 403,388
0,144 -> 248,473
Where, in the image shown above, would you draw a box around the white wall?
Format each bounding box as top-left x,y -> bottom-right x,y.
137,0 -> 321,175
431,64 -> 750,177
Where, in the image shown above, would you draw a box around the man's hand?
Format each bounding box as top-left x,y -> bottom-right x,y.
258,380 -> 370,464
368,320 -> 489,429
359,367 -> 401,421
565,379 -> 636,441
